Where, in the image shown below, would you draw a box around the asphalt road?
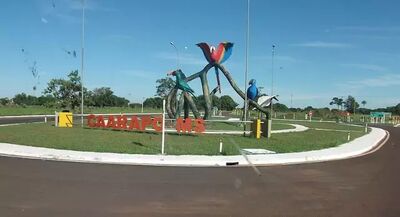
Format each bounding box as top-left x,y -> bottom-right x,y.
0,116 -> 53,125
0,126 -> 398,217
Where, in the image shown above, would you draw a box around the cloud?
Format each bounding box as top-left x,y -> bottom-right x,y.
341,63 -> 387,72
341,74 -> 400,89
291,41 -> 352,48
41,17 -> 48,24
156,52 -> 206,66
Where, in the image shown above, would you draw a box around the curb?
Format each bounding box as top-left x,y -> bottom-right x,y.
0,127 -> 388,167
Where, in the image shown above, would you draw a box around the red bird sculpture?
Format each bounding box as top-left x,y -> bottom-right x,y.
197,42 -> 234,93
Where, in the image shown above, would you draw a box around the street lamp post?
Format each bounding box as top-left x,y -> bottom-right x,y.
270,45 -> 275,119
243,0 -> 250,127
141,97 -> 144,113
170,42 -> 180,69
80,0 -> 85,127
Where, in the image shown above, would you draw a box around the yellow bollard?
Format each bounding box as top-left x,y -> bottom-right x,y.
252,119 -> 261,139
58,112 -> 73,127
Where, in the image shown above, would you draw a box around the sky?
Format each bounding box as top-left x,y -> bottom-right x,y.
1,0 -> 400,109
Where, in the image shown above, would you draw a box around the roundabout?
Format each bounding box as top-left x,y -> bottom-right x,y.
0,116 -> 382,166
0,125 -> 386,166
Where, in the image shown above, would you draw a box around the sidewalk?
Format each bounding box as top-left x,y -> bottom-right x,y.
0,127 -> 387,167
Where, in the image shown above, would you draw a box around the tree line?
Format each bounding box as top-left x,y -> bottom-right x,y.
0,71 -> 239,111
0,71 -> 129,109
1,71 -> 398,115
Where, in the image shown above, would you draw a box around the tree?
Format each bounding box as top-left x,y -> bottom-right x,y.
273,103 -> 289,112
143,97 -> 163,108
13,93 -> 38,106
361,100 -> 367,108
92,87 -> 114,107
129,103 -> 142,108
37,95 -> 56,107
87,87 -> 129,107
304,106 -> 314,112
219,95 -> 238,111
44,70 -> 82,110
156,77 -> 175,98
0,97 -> 10,106
112,96 -> 129,107
344,95 -> 359,113
330,97 -> 344,110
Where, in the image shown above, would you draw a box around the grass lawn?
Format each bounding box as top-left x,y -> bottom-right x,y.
273,120 -> 366,131
204,121 -> 295,131
0,122 -> 366,155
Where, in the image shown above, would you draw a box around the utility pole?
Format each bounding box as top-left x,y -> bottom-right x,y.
80,0 -> 85,127
270,45 -> 275,118
170,42 -> 180,69
243,0 -> 250,124
290,93 -> 293,108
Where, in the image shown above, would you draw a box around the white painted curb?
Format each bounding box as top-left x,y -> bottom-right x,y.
0,127 -> 387,167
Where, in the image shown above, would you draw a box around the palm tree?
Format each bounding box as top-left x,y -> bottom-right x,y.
338,98 -> 344,110
330,97 -> 339,110
361,100 -> 367,108
330,97 -> 344,110
361,100 -> 367,122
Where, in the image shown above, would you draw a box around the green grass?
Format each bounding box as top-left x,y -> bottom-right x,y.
273,120 -> 365,131
0,105 -> 161,116
204,121 -> 295,131
0,122 -> 366,155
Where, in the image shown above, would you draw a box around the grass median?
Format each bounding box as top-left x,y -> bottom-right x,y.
0,122 -> 367,155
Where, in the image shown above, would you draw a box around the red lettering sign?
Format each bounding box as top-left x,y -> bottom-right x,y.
194,118 -> 205,133
87,114 -> 205,134
96,115 -> 105,128
176,118 -> 192,133
129,116 -> 140,130
140,116 -> 152,131
87,114 -> 96,127
106,115 -> 116,128
152,116 -> 163,132
116,115 -> 127,129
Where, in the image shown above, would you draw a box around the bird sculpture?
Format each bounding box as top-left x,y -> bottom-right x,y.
197,42 -> 234,93
247,79 -> 258,101
167,69 -> 195,96
253,95 -> 279,109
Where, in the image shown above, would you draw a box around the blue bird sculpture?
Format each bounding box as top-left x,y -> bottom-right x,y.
247,79 -> 258,101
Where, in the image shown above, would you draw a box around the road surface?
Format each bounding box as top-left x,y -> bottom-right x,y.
0,126 -> 398,217
0,116 -> 53,125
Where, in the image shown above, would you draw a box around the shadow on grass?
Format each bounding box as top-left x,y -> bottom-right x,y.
82,127 -> 160,136
131,140 -> 161,153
